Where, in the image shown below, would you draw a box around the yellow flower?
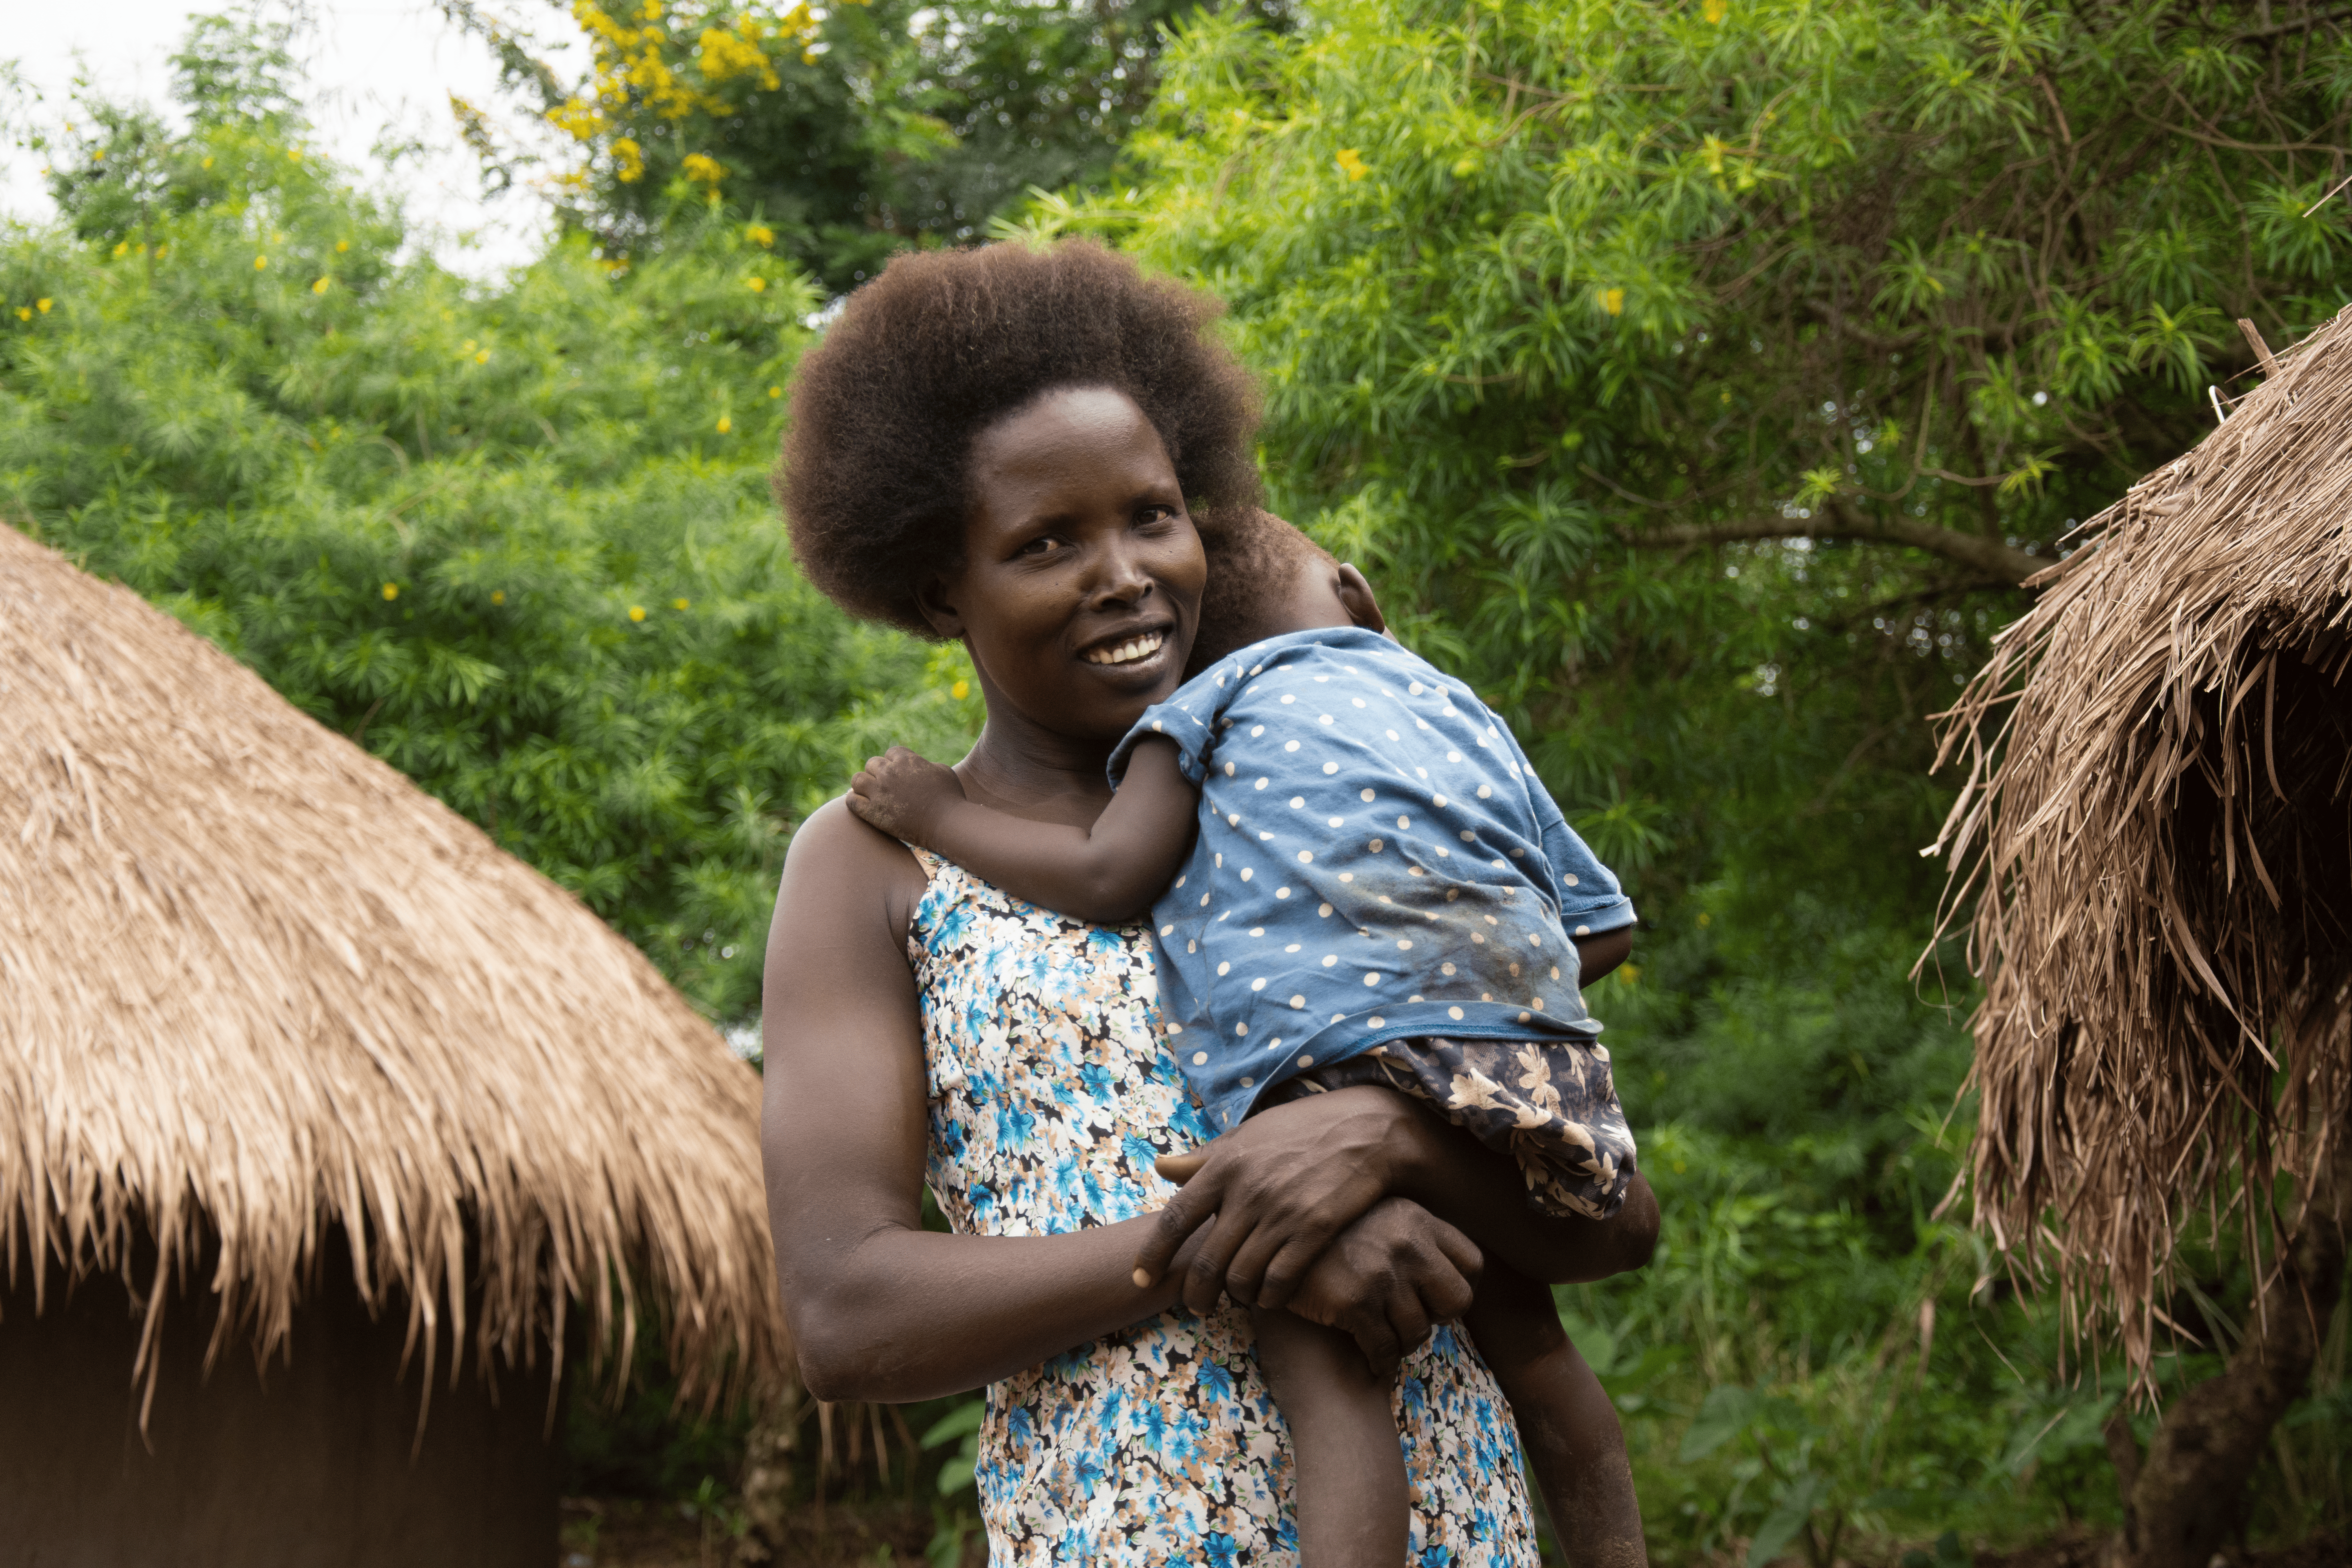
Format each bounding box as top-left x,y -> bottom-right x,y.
491,590 -> 506,604
336,239 -> 350,253
671,597 -> 690,610
1334,147 -> 1370,181
745,223 -> 775,247
113,240 -> 130,258
682,152 -> 726,187
255,255 -> 269,270
35,299 -> 51,314
475,350 -> 490,363
715,415 -> 733,433
746,275 -> 766,292
768,385 -> 781,398
288,148 -> 303,162
312,277 -> 330,294
13,308 -> 29,322
1703,0 -> 1728,20
612,137 -> 645,183
1601,287 -> 1626,316
629,604 -> 647,621
153,247 -> 167,259
201,155 -> 214,169
1697,909 -> 1712,927
951,679 -> 970,701
382,583 -> 400,600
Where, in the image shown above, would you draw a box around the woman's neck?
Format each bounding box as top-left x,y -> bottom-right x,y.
956,714 -> 1120,830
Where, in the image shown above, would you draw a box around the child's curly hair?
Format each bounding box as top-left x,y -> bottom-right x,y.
778,240 -> 1264,637
1189,510 -> 1338,674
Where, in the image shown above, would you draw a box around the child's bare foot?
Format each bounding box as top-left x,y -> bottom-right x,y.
847,746 -> 965,841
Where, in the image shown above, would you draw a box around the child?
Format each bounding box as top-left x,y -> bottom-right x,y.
848,513 -> 1647,1568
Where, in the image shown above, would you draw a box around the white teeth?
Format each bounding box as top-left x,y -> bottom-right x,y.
1085,632 -> 1165,666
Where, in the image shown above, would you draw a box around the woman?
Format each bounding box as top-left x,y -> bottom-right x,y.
760,240 -> 1657,1564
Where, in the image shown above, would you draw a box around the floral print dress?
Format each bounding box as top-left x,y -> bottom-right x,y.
907,848 -> 1541,1566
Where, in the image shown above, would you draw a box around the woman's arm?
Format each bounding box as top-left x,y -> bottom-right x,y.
763,800 -> 1481,1400
844,740 -> 1197,925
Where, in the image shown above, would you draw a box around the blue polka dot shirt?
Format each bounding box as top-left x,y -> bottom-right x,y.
1107,628 -> 1636,1132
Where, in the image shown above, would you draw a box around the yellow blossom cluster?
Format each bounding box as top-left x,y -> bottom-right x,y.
13,299 -> 55,322
696,17 -> 780,88
552,1 -> 835,192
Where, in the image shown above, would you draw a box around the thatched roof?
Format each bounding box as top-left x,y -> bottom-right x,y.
0,524 -> 785,1417
1927,304 -> 2352,1381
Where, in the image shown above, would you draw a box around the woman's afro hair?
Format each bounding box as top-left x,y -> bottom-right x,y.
779,240 -> 1264,636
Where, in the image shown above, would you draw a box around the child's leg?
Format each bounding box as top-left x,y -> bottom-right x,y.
1465,1265 -> 1646,1568
1253,1303 -> 1410,1566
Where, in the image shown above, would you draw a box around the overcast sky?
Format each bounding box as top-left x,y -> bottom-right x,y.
2,0 -> 583,276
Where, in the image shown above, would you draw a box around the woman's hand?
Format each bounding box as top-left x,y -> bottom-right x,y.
1282,1197 -> 1483,1378
1134,1085 -> 1423,1313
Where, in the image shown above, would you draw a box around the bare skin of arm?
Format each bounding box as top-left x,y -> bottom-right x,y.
846,737 -> 1197,927
764,799 -> 1492,1400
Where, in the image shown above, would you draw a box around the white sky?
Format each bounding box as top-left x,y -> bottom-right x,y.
2,0 -> 583,276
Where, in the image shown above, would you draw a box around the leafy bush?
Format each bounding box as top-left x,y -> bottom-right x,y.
1,16 -> 978,1018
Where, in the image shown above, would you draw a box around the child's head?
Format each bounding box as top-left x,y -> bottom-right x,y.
1190,511 -> 1387,672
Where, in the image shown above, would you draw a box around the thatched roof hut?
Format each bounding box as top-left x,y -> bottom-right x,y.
1927,303 -> 2352,1386
0,524 -> 784,1561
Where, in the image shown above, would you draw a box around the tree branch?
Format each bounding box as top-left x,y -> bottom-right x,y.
1621,501 -> 2045,583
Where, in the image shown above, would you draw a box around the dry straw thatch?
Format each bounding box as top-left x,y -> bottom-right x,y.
1927,304 -> 2352,1384
0,524 -> 786,1418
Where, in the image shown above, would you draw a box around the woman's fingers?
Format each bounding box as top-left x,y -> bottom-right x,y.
1154,1150 -> 1209,1185
1285,1198 -> 1481,1374
1132,1159 -> 1226,1287
1430,1216 -> 1485,1299
1181,1203 -> 1260,1311
1219,1220 -> 1297,1308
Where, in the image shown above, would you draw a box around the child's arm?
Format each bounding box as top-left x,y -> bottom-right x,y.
847,739 -> 1200,925
1574,927 -> 1632,984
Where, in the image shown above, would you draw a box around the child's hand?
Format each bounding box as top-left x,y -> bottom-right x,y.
848,746 -> 965,842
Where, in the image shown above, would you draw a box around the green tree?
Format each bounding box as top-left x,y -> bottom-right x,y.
2,15 -> 976,1020
1022,0 -> 2352,1552
446,0 -> 1281,291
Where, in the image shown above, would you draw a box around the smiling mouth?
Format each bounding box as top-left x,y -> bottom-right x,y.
1082,630 -> 1168,667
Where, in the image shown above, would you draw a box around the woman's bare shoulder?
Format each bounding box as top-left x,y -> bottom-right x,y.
775,796 -> 932,942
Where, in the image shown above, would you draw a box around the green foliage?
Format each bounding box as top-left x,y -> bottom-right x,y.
451,0 -> 1283,291
0,20 -> 979,1018
1017,0 -> 2352,1553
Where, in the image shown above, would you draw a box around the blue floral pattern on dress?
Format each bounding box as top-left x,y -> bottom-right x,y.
907,849 -> 1541,1566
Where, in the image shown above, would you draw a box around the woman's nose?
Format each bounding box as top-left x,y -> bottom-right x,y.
1087,537 -> 1156,607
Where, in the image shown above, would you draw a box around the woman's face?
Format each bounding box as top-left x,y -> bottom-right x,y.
920,385 -> 1207,745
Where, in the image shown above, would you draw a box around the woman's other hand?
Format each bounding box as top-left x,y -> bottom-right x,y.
848,746 -> 965,842
1136,1085 -> 1422,1313
1283,1197 -> 1482,1378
